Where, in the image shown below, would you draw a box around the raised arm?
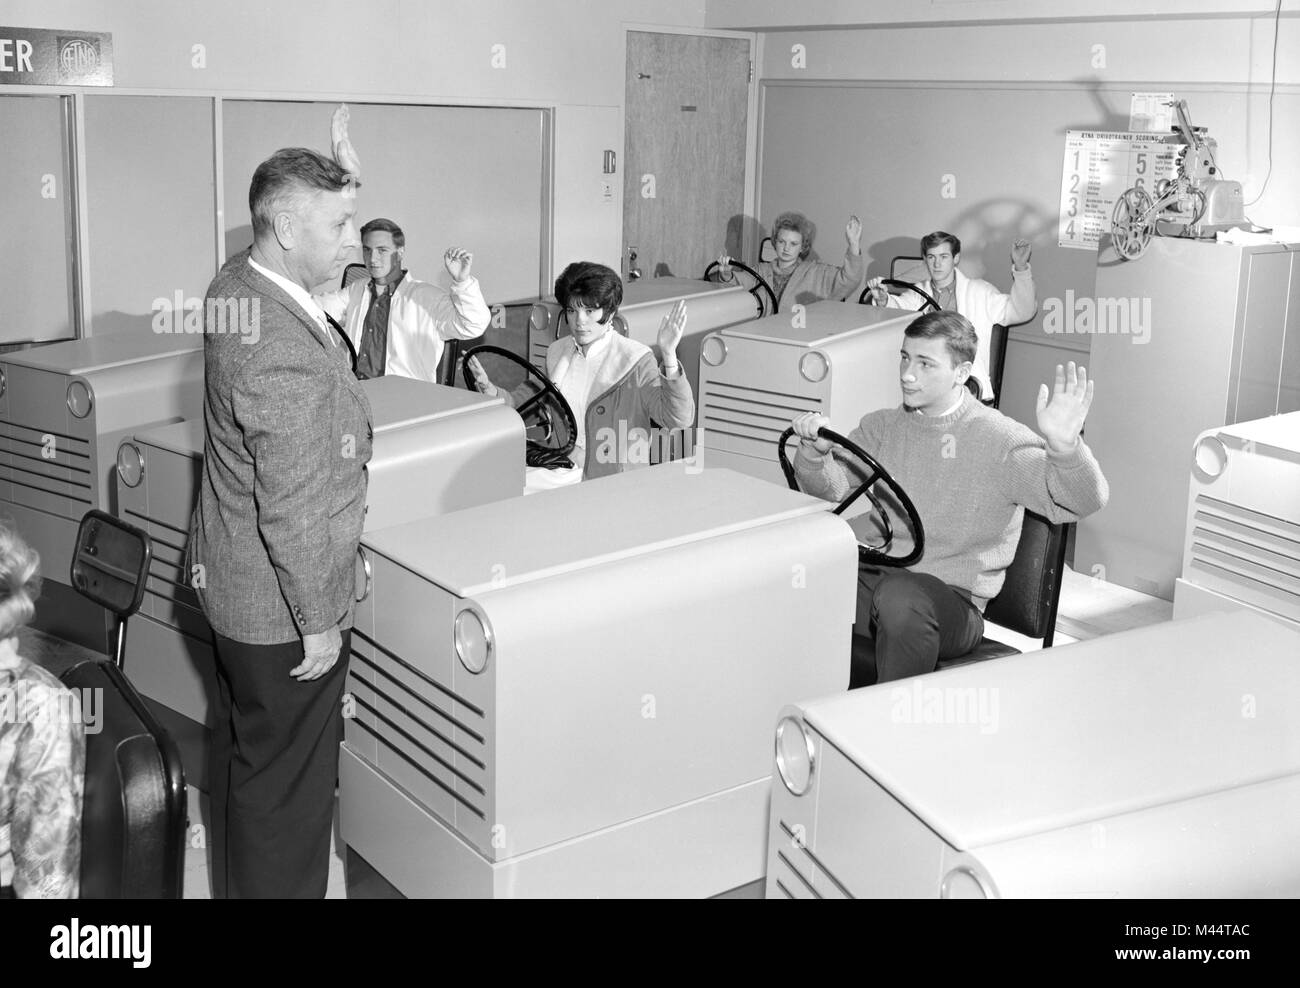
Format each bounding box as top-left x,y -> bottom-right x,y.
1003,362 -> 1108,521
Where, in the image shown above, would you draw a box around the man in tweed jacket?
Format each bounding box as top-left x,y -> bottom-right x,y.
189,148 -> 373,898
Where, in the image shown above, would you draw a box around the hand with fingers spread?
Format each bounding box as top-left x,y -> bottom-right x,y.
865,275 -> 890,306
657,298 -> 687,372
330,104 -> 361,180
792,411 -> 834,455
444,247 -> 474,284
1036,361 -> 1095,453
1011,237 -> 1032,271
845,215 -> 863,255
292,625 -> 342,682
467,355 -> 498,398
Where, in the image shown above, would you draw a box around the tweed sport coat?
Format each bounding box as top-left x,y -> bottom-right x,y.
188,249 -> 374,645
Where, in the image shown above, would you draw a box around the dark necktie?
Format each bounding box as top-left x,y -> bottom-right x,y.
357,283 -> 391,380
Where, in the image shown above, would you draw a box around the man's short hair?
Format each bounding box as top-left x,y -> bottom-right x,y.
361,217 -> 405,249
772,211 -> 815,259
248,148 -> 357,239
920,231 -> 961,257
554,261 -> 623,324
904,310 -> 977,367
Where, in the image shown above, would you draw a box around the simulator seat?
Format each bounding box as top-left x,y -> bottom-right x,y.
850,511 -> 1070,686
64,510 -> 186,898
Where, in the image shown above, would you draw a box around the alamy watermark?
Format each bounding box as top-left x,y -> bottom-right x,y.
890,679 -> 999,735
152,291 -> 261,344
0,683 -> 102,735
591,423 -> 704,472
1043,290 -> 1150,344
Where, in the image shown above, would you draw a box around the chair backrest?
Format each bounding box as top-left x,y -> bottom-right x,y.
982,510 -> 1070,645
437,338 -> 462,387
890,255 -> 927,283
60,658 -> 187,898
987,322 -> 1009,410
341,262 -> 369,289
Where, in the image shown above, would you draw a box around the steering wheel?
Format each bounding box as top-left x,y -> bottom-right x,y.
703,259 -> 779,317
858,278 -> 942,313
462,344 -> 579,470
777,425 -> 926,568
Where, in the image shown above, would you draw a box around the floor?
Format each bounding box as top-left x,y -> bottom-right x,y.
28,562 -> 1172,900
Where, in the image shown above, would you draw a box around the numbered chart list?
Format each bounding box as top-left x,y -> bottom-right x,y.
1058,130 -> 1180,250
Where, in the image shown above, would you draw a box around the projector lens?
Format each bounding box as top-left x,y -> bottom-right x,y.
116,442 -> 145,487
775,715 -> 815,796
454,608 -> 492,674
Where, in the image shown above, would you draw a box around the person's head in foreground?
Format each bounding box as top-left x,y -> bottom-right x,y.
555,261 -> 624,351
900,310 -> 976,415
249,147 -> 360,289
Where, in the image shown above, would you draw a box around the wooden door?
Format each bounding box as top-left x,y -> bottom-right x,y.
623,32 -> 751,281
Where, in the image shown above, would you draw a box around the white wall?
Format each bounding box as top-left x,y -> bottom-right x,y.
3,0 -> 710,280
742,9 -> 1300,425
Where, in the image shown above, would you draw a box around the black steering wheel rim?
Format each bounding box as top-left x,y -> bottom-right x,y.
463,344 -> 579,470
703,259 -> 779,317
777,425 -> 926,568
859,278 -> 942,313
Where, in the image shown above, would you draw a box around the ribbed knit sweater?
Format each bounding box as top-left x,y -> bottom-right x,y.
794,390 -> 1109,604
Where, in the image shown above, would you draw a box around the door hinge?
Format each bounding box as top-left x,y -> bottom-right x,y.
748,60 -> 754,83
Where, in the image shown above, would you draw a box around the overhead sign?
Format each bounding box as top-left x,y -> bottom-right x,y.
0,27 -> 113,86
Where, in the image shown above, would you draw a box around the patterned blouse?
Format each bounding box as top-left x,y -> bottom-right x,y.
0,653 -> 85,898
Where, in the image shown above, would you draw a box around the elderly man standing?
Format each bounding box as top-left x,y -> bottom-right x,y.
188,147 -> 372,898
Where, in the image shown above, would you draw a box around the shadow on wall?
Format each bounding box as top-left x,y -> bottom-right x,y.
866,200 -> 1056,284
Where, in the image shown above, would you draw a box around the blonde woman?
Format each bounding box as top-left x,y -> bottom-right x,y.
0,522 -> 84,898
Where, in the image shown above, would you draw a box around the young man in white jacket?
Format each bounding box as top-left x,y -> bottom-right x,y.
866,231 -> 1036,403
316,217 -> 490,383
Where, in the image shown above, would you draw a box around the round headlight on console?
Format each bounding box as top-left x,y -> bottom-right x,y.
67,380 -> 93,418
1192,434 -> 1228,482
700,334 -> 727,367
775,715 -> 815,796
116,442 -> 145,487
354,547 -> 372,602
941,866 -> 994,899
799,351 -> 829,384
529,303 -> 550,334
0,366 -> 7,399
454,607 -> 493,674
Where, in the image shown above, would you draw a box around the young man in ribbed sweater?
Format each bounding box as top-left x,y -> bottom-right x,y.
791,310 -> 1108,685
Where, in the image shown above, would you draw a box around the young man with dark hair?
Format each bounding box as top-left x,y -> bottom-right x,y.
866,230 -> 1036,403
791,310 -> 1107,684
315,215 -> 489,382
315,107 -> 488,381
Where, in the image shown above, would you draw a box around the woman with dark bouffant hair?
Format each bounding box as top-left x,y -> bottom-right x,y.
470,261 -> 694,490
0,521 -> 84,898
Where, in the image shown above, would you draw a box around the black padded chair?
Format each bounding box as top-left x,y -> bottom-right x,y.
849,510 -> 1070,687
65,510 -> 186,898
341,262 -> 369,289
